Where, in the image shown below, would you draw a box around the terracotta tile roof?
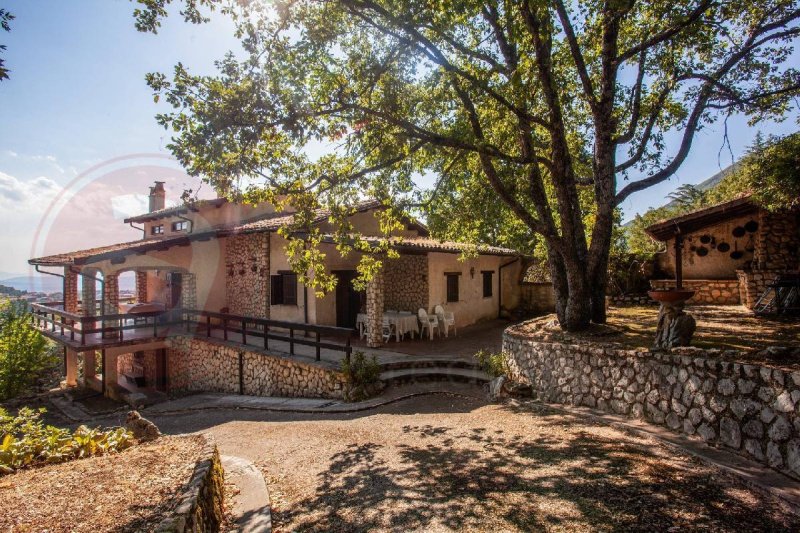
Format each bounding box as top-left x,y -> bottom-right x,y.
645,195 -> 757,241
325,235 -> 523,257
124,198 -> 228,223
29,199 -> 454,266
29,235 -> 195,266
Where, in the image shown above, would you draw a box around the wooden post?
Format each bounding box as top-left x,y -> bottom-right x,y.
674,235 -> 683,290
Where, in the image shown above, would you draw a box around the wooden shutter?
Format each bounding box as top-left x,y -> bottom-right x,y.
446,274 -> 459,303
482,271 -> 493,298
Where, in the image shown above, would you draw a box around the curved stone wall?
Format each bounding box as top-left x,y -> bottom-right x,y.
503,323 -> 800,479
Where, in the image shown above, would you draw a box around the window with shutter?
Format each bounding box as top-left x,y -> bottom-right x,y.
271,272 -> 298,305
446,273 -> 459,303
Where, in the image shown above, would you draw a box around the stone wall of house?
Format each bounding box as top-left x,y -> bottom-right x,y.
519,282 -> 556,315
167,335 -> 346,399
650,279 -> 741,305
117,350 -> 158,388
135,271 -> 148,303
755,210 -> 800,271
225,234 -> 269,318
736,269 -> 782,309
503,325 -> 800,479
384,254 -> 428,312
63,268 -> 78,313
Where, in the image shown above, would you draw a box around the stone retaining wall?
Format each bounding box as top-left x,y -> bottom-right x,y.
503,324 -> 800,479
168,335 -> 346,399
156,435 -> 224,533
650,279 -> 741,305
606,294 -> 657,307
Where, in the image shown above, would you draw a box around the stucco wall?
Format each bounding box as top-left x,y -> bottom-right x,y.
656,213 -> 757,280
167,335 -> 346,399
504,324 -> 800,480
427,252 -> 502,327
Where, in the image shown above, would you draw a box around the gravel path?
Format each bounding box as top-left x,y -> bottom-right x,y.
147,390 -> 800,532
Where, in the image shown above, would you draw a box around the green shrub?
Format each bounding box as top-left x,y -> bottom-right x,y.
474,350 -> 509,378
340,351 -> 381,402
0,301 -> 58,400
0,406 -> 133,475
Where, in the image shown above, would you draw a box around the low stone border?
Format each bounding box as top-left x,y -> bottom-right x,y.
156,434 -> 225,533
503,321 -> 800,480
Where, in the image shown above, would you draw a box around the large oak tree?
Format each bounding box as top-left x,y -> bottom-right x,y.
136,0 -> 800,330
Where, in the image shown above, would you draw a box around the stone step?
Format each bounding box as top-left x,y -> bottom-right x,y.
380,366 -> 490,384
378,358 -> 480,371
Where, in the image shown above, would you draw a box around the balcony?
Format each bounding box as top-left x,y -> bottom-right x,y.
30,303 -> 354,364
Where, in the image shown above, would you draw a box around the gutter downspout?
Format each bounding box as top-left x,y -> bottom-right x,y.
498,257 -> 520,318
128,221 -> 146,238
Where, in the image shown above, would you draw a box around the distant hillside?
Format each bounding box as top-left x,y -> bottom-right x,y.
661,163 -> 738,210
1,275 -> 137,293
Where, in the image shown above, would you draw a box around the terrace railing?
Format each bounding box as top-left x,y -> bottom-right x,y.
29,303 -> 353,364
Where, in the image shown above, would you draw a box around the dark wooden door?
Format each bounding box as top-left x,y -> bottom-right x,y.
168,272 -> 182,309
334,270 -> 363,329
155,349 -> 168,392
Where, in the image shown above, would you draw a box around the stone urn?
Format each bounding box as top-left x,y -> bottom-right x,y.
648,290 -> 696,350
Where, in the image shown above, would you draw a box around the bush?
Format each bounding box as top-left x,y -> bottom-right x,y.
474,349 -> 509,378
340,351 -> 382,402
0,301 -> 58,401
0,406 -> 133,475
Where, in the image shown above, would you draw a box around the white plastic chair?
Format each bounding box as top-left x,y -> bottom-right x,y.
435,305 -> 456,337
418,308 -> 439,340
382,317 -> 396,343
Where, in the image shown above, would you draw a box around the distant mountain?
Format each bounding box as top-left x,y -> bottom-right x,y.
1,275 -> 137,294
661,163 -> 737,209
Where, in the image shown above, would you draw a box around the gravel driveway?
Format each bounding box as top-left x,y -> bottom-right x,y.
148,390 -> 799,532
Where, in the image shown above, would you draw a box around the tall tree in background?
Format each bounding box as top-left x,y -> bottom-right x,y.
135,0 -> 800,331
0,9 -> 13,81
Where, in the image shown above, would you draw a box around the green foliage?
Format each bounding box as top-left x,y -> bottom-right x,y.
0,407 -> 133,475
0,301 -> 58,401
340,351 -> 381,402
625,132 -> 800,257
0,9 -> 13,81
474,350 -> 509,379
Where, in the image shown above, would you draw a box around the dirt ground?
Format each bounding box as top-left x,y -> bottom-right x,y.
0,435 -> 206,533
517,306 -> 800,366
148,392 -> 799,532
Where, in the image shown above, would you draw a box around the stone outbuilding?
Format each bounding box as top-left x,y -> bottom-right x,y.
645,196 -> 799,308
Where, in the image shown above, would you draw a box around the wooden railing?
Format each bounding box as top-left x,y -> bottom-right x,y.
29,304 -> 353,363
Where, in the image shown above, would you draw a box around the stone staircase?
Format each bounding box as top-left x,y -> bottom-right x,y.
378,357 -> 490,386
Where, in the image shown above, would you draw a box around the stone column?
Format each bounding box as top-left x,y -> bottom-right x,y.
65,348 -> 78,387
365,270 -> 384,348
135,271 -> 148,303
102,273 -> 119,338
63,268 -> 78,313
81,271 -> 97,316
102,351 -> 119,396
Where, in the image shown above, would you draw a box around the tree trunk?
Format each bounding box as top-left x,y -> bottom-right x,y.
548,246 -> 592,331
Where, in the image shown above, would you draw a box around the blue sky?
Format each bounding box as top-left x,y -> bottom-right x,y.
0,0 -> 797,277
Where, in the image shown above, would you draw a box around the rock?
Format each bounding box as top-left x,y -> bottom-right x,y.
742,419 -> 764,438
787,439 -> 800,476
737,379 -> 756,395
687,408 -> 702,426
488,376 -> 508,402
719,416 -> 741,449
769,416 -> 792,442
125,411 -> 161,442
717,379 -> 736,396
666,412 -> 682,430
760,407 -> 776,424
697,423 -> 716,442
773,391 -> 795,412
683,419 -> 696,435
744,439 -> 765,462
767,442 -> 784,468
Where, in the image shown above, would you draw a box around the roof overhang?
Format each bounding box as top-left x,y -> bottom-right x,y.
644,196 -> 758,242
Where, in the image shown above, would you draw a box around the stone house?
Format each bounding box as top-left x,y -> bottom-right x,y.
29,182 -> 527,401
645,196 -> 799,307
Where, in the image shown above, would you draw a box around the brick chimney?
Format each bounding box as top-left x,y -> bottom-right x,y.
149,181 -> 166,212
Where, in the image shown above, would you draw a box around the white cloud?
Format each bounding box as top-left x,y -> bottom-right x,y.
110,194 -> 149,220
0,171 -> 62,213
